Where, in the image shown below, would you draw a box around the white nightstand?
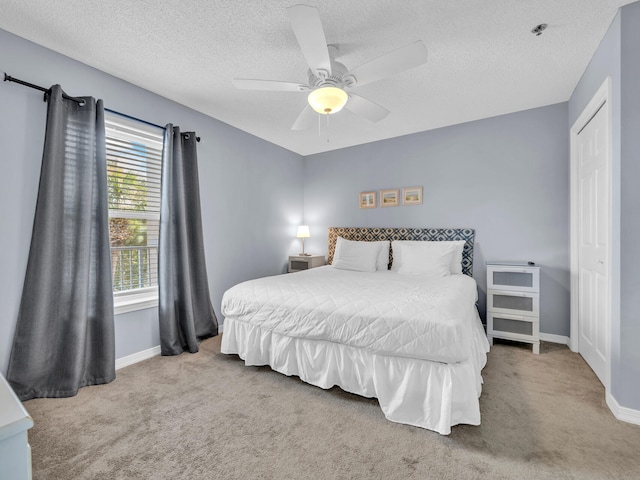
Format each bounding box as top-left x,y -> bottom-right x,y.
288,255 -> 325,273
0,374 -> 33,480
486,262 -> 540,354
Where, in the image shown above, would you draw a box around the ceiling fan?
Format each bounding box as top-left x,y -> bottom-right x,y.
233,4 -> 428,130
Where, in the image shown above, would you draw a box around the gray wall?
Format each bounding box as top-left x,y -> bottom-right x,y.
303,103 -> 570,336
568,2 -> 640,412
619,1 -> 640,412
0,28 -> 304,373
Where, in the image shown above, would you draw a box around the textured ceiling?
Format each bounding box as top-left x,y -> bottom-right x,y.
0,0 -> 633,155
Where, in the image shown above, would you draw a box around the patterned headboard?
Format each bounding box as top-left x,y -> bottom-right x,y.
328,227 -> 475,276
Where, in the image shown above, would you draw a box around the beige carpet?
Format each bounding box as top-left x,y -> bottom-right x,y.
25,336 -> 640,479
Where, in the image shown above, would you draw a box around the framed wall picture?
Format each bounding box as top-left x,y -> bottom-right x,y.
402,186 -> 423,205
380,189 -> 399,207
359,191 -> 376,209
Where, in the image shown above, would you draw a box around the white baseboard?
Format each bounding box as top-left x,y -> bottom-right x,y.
115,326 -> 222,371
606,393 -> 640,426
115,345 -> 161,370
539,333 -> 569,345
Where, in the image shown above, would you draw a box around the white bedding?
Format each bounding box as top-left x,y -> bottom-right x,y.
221,266 -> 490,434
223,266 -> 480,363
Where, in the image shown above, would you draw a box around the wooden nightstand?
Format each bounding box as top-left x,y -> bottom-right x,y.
288,255 -> 325,273
486,262 -> 540,354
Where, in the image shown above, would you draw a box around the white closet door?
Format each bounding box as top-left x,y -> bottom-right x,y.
576,100 -> 610,386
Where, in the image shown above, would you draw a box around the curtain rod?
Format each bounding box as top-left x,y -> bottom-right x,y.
4,72 -> 201,142
4,72 -> 85,104
105,108 -> 200,142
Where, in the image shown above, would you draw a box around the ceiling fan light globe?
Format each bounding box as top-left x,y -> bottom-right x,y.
308,86 -> 348,114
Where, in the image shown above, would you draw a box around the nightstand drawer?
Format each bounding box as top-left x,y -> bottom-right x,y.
488,312 -> 537,335
487,312 -> 539,343
487,265 -> 539,293
487,289 -> 539,316
290,260 -> 310,271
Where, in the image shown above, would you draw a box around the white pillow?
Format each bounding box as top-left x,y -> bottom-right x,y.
332,237 -> 382,272
394,242 -> 455,276
391,240 -> 465,274
375,241 -> 391,270
440,240 -> 465,274
396,243 -> 454,276
334,237 -> 390,271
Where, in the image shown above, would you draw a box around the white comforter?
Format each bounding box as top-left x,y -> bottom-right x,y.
221,266 -> 479,364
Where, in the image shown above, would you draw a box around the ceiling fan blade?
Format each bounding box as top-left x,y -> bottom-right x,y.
291,105 -> 318,131
287,5 -> 332,78
345,94 -> 390,123
233,79 -> 310,92
345,41 -> 427,87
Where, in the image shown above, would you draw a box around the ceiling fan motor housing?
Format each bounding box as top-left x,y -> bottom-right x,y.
308,60 -> 351,89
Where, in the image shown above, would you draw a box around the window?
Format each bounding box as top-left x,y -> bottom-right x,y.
105,112 -> 164,313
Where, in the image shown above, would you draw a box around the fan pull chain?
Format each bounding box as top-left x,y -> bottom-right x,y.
326,114 -> 330,143
316,113 -> 331,143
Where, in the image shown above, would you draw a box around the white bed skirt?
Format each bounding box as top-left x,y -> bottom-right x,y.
221,316 -> 488,435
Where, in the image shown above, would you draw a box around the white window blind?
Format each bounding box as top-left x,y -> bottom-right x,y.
105,113 -> 164,295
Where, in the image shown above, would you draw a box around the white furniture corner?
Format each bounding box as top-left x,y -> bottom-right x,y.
0,373 -> 33,480
487,262 -> 540,354
288,254 -> 325,273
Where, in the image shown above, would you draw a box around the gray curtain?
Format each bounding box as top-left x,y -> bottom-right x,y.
7,85 -> 115,400
159,125 -> 218,355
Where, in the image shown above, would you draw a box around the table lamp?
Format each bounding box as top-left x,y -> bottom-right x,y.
296,226 -> 311,256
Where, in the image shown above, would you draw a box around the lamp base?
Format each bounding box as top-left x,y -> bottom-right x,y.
298,252 -> 311,256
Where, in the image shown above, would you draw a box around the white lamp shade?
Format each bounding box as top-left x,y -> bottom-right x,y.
296,225 -> 311,238
307,86 -> 348,114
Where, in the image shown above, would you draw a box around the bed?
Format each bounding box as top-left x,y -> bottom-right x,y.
221,227 -> 490,435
